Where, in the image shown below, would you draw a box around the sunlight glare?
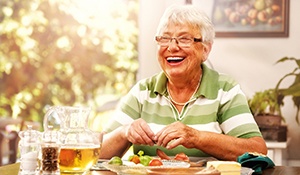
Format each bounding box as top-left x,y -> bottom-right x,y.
67,0 -> 126,27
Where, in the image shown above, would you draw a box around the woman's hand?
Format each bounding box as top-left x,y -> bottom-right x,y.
124,118 -> 156,146
154,121 -> 199,149
154,122 -> 268,161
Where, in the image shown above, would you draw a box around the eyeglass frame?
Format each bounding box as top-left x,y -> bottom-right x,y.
155,36 -> 202,48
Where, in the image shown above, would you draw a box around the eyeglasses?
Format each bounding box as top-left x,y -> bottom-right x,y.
155,36 -> 202,48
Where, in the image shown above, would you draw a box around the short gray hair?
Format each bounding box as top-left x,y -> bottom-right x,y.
156,4 -> 215,44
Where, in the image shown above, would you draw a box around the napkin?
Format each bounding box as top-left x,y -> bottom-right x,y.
237,152 -> 275,174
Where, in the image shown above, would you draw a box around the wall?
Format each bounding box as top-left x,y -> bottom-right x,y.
138,0 -> 300,165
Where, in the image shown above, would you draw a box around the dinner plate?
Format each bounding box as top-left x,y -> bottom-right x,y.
98,160 -> 254,175
101,160 -> 221,175
148,167 -> 254,175
147,167 -> 220,175
101,160 -> 190,174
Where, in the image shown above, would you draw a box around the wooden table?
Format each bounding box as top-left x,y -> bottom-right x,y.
1,162 -> 300,175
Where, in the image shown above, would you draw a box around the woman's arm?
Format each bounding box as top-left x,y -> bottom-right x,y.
194,131 -> 267,160
99,127 -> 131,159
155,122 -> 267,161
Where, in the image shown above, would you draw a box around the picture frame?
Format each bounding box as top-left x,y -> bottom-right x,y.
211,0 -> 289,37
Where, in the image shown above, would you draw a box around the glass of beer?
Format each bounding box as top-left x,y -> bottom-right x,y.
59,146 -> 101,174
43,106 -> 103,174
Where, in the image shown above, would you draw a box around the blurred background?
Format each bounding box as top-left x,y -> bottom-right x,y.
0,0 -> 139,130
0,0 -> 138,165
1,0 -> 299,167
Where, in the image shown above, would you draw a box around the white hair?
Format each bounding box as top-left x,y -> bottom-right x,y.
156,4 -> 215,44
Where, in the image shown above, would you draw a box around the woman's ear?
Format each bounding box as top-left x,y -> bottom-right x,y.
202,42 -> 212,62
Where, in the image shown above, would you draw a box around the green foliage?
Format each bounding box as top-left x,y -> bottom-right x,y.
248,89 -> 280,116
274,57 -> 300,124
249,57 -> 300,125
0,0 -> 139,126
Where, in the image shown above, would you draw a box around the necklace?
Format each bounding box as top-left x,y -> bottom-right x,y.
167,78 -> 201,106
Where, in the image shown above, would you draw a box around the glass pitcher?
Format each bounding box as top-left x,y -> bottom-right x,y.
43,106 -> 102,174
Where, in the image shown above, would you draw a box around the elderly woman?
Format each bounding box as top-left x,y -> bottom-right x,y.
99,4 -> 267,161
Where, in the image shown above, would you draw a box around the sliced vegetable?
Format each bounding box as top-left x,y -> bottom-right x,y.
128,154 -> 140,164
137,150 -> 144,157
156,149 -> 190,162
108,156 -> 123,165
174,152 -> 190,162
149,158 -> 163,166
129,150 -> 153,166
140,155 -> 152,166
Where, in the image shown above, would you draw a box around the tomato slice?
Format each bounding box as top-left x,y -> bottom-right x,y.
149,158 -> 163,166
174,153 -> 190,162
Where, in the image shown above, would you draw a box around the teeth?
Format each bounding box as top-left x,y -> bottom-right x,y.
167,57 -> 184,61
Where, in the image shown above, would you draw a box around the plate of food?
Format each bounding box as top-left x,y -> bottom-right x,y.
98,151 -> 216,175
101,158 -> 191,174
101,161 -> 220,175
98,149 -> 253,175
100,150 -> 220,175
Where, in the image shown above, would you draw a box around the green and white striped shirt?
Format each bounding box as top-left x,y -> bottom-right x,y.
104,64 -> 262,157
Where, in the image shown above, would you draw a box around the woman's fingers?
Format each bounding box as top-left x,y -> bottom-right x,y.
155,122 -> 196,149
126,118 -> 156,145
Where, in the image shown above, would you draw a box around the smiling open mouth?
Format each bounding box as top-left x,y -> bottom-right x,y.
167,57 -> 184,63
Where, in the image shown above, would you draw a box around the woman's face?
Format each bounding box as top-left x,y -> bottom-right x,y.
157,22 -> 210,79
